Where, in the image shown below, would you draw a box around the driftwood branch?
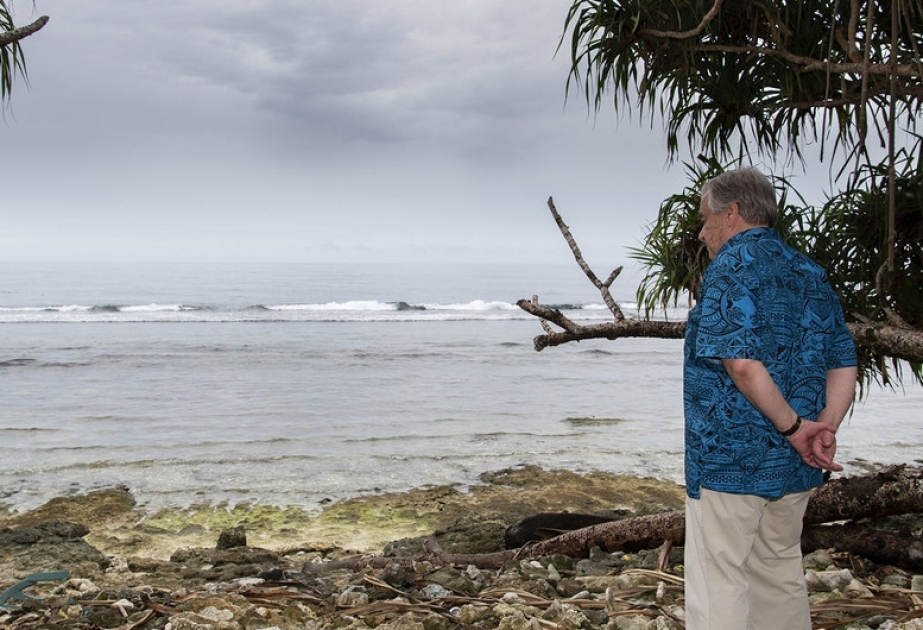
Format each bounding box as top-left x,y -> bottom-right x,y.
522,510 -> 685,559
546,197 -> 625,321
423,535 -> 514,570
516,300 -> 686,351
301,537 -> 518,576
519,299 -> 923,361
0,15 -> 49,47
521,199 -> 923,363
494,467 -> 923,567
803,464 -> 923,523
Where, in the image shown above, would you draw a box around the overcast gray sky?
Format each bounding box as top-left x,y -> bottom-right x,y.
4,2 -> 702,267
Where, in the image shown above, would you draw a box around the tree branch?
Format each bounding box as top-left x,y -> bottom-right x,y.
547,197 -> 625,321
847,0 -> 862,62
516,298 -> 685,351
640,0 -> 724,39
696,42 -> 923,78
522,199 -> 923,365
850,322 -> 923,364
0,15 -> 49,47
520,294 -> 923,362
774,90 -> 923,110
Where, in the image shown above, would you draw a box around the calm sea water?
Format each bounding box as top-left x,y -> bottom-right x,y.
1,262 -> 921,514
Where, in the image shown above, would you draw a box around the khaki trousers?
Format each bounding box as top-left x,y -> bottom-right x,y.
684,488 -> 812,630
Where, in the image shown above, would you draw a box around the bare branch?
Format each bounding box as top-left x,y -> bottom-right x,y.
520,293 -> 923,363
547,197 -> 626,321
775,91 -> 923,109
517,298 -> 686,351
0,15 -> 49,47
522,199 -> 923,365
524,294 -> 582,337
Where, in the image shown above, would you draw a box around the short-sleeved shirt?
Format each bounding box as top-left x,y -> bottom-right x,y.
684,227 -> 857,499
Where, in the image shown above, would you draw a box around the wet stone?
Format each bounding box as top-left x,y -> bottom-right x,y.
215,525 -> 247,550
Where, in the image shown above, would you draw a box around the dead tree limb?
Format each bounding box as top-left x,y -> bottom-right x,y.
521,510 -> 685,558
518,467 -> 923,570
423,535 -> 514,570
0,15 -> 49,47
516,299 -> 686,351
546,197 -> 625,321
301,537 -> 517,576
803,465 -> 923,524
520,300 -> 923,362
298,469 -> 923,575
520,199 -> 923,364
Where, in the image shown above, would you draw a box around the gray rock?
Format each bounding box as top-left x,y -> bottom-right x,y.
215,525 -> 247,550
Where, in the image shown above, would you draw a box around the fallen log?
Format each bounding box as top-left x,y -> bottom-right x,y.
300,467 -> 923,575
519,466 -> 923,567
803,465 -> 923,524
520,510 -> 685,558
802,523 -> 923,572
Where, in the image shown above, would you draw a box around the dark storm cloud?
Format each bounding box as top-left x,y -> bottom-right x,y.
1,0 -> 688,264
140,2 -> 571,150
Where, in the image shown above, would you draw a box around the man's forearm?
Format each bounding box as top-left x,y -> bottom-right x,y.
722,358 -> 799,432
819,366 -> 858,431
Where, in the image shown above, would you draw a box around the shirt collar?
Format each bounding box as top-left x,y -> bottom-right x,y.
717,226 -> 777,256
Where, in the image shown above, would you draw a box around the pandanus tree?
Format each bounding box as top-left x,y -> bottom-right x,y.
520,0 -> 923,388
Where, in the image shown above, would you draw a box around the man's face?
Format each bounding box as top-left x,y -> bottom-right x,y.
698,194 -> 731,259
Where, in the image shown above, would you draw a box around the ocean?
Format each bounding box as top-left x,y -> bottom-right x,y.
2,262 -> 921,515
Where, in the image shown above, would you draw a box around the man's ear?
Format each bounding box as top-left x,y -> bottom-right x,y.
725,201 -> 741,226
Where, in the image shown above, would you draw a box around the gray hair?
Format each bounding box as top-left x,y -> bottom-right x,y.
701,167 -> 779,227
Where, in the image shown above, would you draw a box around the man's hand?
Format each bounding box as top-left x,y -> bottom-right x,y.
812,428 -> 840,471
787,420 -> 843,472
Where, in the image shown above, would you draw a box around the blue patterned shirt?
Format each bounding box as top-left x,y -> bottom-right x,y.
684,228 -> 857,499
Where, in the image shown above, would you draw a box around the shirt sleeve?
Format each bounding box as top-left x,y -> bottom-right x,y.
826,288 -> 859,369
692,259 -> 764,362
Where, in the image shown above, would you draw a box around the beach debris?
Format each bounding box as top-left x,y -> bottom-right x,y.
1,467 -> 922,628
1,538 -> 922,629
0,570 -> 69,610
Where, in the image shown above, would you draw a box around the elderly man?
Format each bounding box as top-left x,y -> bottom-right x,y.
683,167 -> 858,630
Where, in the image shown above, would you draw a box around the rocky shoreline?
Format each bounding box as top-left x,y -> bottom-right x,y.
2,467 -> 922,629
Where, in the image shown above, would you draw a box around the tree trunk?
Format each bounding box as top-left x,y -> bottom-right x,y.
803,465 -> 923,524
521,467 -> 923,569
